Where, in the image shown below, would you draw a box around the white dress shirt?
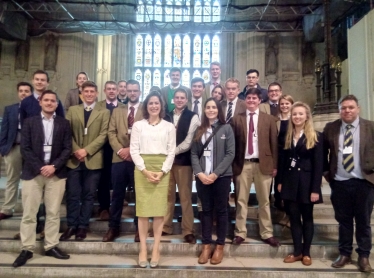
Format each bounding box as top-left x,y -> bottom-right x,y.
192,97 -> 203,119
41,112 -> 56,163
225,97 -> 238,119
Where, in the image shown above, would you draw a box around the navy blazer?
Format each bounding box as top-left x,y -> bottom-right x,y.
20,95 -> 65,126
21,115 -> 72,180
0,103 -> 19,156
278,132 -> 323,204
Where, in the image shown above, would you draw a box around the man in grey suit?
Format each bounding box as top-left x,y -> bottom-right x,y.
0,82 -> 33,220
323,95 -> 374,273
161,67 -> 191,112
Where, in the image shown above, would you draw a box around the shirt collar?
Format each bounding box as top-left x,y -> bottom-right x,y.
84,102 -> 96,110
269,100 -> 278,106
170,84 -> 180,90
342,117 -> 359,129
34,92 -> 40,100
106,99 -> 118,106
228,97 -> 238,105
41,112 -> 56,120
192,96 -> 202,102
246,108 -> 259,115
129,101 -> 140,109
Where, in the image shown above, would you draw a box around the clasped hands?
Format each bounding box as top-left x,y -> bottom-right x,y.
74,148 -> 87,162
40,165 -> 55,178
197,173 -> 218,185
142,169 -> 163,184
118,147 -> 132,161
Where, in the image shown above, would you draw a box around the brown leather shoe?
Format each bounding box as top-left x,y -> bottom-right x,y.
198,244 -> 211,264
0,213 -> 12,220
262,237 -> 281,247
59,228 -> 76,241
102,228 -> 120,242
232,236 -> 245,245
283,254 -> 303,263
302,256 -> 312,266
210,245 -> 224,265
99,210 -> 110,221
358,256 -> 372,273
134,231 -> 140,242
75,228 -> 87,241
331,255 -> 351,268
184,234 -> 196,244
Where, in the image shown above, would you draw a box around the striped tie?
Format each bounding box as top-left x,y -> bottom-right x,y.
226,102 -> 233,123
343,124 -> 354,172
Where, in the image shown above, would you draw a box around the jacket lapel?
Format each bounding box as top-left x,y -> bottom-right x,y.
134,103 -> 143,122
52,117 -> 60,145
359,117 -> 366,161
77,105 -> 85,128
332,120 -> 341,156
86,107 -> 100,128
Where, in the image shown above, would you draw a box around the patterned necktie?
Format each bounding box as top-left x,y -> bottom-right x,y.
247,112 -> 254,155
128,106 -> 135,128
343,124 -> 354,172
226,102 -> 233,123
193,99 -> 199,114
85,106 -> 92,112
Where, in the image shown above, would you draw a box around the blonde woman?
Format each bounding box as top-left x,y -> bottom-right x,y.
277,102 -> 323,266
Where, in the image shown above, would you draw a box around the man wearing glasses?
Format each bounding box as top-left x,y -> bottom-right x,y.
259,82 -> 283,117
238,69 -> 268,103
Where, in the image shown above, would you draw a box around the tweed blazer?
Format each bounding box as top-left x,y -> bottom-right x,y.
259,102 -> 281,132
64,88 -> 80,112
66,103 -> 110,170
231,110 -> 278,176
323,117 -> 374,185
95,99 -> 125,110
221,98 -> 247,121
108,103 -> 143,163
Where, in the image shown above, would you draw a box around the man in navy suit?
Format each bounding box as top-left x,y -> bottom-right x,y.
20,70 -> 64,125
13,90 -> 72,268
0,82 -> 33,220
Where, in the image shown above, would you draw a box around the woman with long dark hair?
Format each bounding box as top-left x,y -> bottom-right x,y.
191,97 -> 235,265
130,91 -> 176,268
278,102 -> 323,266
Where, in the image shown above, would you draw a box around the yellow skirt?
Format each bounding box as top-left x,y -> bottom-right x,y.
134,154 -> 170,217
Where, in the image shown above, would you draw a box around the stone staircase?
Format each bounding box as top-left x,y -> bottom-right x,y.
0,180 -> 372,277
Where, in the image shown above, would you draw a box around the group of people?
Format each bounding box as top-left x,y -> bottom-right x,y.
0,62 -> 373,273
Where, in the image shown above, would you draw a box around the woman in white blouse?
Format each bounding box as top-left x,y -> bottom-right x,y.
130,91 -> 176,268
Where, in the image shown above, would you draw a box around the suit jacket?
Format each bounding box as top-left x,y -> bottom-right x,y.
238,84 -> 268,103
66,103 -> 110,170
21,115 -> 72,180
323,117 -> 374,185
20,94 -> 65,126
231,110 -> 278,176
278,132 -> 323,204
161,85 -> 192,110
0,104 -> 19,156
221,99 -> 247,121
203,80 -> 225,101
108,103 -> 143,163
95,99 -> 125,110
64,88 -> 80,112
259,102 -> 281,131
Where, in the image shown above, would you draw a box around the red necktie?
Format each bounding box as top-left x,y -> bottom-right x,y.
247,112 -> 254,155
128,106 -> 135,128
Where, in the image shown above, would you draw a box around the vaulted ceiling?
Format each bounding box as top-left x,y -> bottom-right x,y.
0,0 -> 368,40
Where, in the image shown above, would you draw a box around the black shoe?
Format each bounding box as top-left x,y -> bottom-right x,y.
331,255 -> 352,268
75,228 -> 87,241
45,247 -> 70,260
13,250 -> 33,268
60,228 -> 76,241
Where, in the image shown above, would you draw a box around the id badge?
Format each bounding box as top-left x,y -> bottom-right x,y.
343,146 -> 353,154
171,99 -> 175,104
84,127 -> 88,135
128,128 -> 132,135
290,158 -> 296,167
203,150 -> 211,157
43,145 -> 52,153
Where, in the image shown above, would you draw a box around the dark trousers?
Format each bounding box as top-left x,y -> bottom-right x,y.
285,201 -> 314,256
196,176 -> 231,245
66,163 -> 101,229
330,178 -> 374,257
109,161 -> 136,229
97,143 -> 112,211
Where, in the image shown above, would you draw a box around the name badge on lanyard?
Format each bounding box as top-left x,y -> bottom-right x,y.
84,127 -> 88,135
290,158 -> 296,167
204,150 -> 211,157
343,146 -> 353,154
128,128 -> 132,135
43,145 -> 52,153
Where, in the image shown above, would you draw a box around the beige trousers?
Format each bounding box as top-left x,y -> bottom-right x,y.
163,165 -> 194,236
1,145 -> 22,215
20,175 -> 66,252
234,161 -> 273,240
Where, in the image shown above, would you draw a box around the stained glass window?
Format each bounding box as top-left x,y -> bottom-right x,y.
193,35 -> 202,68
173,35 -> 182,67
135,35 -> 143,67
174,0 -> 182,21
154,0 -> 162,21
193,70 -> 201,78
164,69 -> 171,87
153,69 -> 161,88
203,0 -> 211,22
154,34 -> 162,67
183,0 -> 191,21
182,35 -> 191,68
182,70 -> 190,87
202,35 -> 211,68
212,35 -> 220,63
144,35 -> 152,67
212,0 -> 220,22
194,0 -> 202,23
143,69 -> 152,97
202,70 -> 210,82
165,0 -> 173,22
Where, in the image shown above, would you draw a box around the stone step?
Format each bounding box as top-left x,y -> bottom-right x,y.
0,217 -> 357,239
0,252 -> 370,278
